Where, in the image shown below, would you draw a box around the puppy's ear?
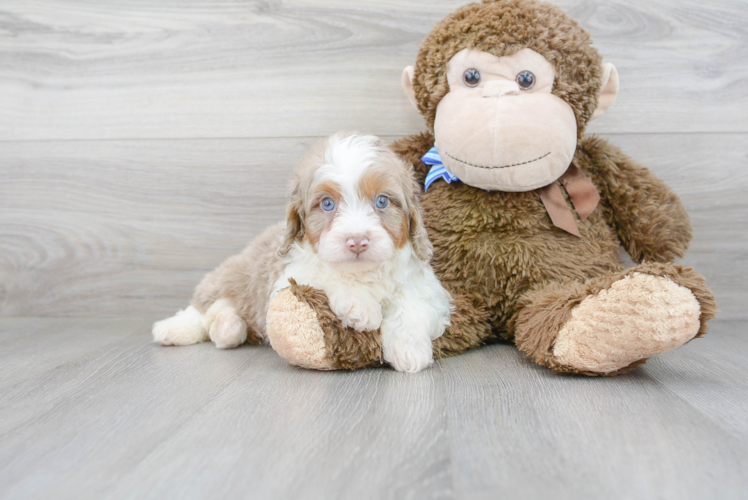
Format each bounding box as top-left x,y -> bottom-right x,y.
401,166 -> 432,261
279,180 -> 304,256
407,196 -> 433,262
380,145 -> 433,261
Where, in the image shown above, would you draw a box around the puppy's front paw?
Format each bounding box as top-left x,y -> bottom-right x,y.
329,295 -> 382,332
382,334 -> 433,373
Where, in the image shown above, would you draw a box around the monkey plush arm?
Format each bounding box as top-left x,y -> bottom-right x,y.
578,136 -> 692,263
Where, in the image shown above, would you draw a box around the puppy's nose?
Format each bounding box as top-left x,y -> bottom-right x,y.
346,236 -> 370,255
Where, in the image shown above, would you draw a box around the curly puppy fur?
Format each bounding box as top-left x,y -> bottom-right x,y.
154,133 -> 452,373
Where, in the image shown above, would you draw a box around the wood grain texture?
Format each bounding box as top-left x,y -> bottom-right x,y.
0,317 -> 746,499
0,137 -> 307,317
440,330 -> 748,500
1,133 -> 745,318
0,0 -> 746,141
651,324 -> 748,443
0,2 -> 745,499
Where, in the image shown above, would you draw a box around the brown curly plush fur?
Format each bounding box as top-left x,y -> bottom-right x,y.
511,262 -> 717,375
270,0 -> 717,374
296,132 -> 717,373
413,0 -> 603,136
394,134 -> 716,374
286,281 -> 385,370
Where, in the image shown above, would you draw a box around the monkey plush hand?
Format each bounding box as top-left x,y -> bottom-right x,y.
265,0 -> 717,375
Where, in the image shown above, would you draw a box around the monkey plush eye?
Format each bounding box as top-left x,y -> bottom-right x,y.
516,70 -> 536,90
463,68 -> 481,87
375,195 -> 389,209
321,197 -> 336,211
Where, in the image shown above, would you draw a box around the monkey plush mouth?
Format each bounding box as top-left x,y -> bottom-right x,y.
445,151 -> 551,170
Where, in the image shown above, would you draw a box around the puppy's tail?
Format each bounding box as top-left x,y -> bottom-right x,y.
152,306 -> 207,346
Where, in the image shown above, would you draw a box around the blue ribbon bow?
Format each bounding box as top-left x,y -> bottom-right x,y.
422,147 -> 460,192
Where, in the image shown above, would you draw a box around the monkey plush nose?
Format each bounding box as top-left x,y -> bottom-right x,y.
346,236 -> 370,255
482,80 -> 520,98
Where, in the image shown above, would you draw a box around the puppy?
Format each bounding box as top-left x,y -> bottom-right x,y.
153,133 -> 452,373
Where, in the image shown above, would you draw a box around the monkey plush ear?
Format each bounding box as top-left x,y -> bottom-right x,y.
591,63 -> 619,120
401,66 -> 418,109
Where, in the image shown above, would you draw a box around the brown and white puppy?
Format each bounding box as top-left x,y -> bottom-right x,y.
153,133 -> 452,373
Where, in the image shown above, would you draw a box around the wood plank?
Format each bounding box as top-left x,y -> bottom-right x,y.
645,320 -> 748,443
0,317 -> 746,499
440,339 -> 748,499
0,316 -> 72,343
1,133 -> 745,319
0,318 -> 258,500
0,0 -> 746,141
0,137 -> 310,317
102,357 -> 451,500
0,318 -> 451,500
0,318 -> 154,432
0,318 -> 116,390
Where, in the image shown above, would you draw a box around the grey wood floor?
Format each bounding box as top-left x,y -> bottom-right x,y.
1,0 -> 747,499
0,318 -> 746,499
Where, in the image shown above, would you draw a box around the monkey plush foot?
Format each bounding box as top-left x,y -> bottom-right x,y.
513,263 -> 717,376
266,281 -> 384,371
266,287 -> 335,370
552,273 -> 701,374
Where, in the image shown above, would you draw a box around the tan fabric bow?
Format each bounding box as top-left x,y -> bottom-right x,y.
536,165 -> 600,237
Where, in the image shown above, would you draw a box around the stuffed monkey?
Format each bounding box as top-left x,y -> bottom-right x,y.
264,0 -> 717,375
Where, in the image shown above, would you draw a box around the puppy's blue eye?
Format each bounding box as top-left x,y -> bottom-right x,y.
375,195 -> 389,209
321,197 -> 336,211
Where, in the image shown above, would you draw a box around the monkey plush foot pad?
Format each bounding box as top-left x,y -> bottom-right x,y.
267,282 -> 387,371
266,288 -> 335,370
552,272 -> 701,374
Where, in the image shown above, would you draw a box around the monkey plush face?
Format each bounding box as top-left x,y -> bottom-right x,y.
434,48 -> 576,192
401,0 -> 620,193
